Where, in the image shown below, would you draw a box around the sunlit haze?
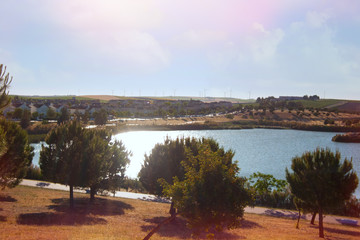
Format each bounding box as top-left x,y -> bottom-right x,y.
1,0 -> 360,99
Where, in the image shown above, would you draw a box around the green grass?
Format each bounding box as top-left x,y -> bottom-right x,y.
294,99 -> 345,109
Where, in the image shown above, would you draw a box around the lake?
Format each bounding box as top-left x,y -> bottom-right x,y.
31,129 -> 360,197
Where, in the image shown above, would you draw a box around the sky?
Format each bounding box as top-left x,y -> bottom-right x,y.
1,0 -> 360,100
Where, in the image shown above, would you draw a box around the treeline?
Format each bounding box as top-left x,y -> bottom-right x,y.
137,137 -> 358,238
39,121 -> 130,206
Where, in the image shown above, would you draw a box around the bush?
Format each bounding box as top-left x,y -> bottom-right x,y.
25,164 -> 43,180
225,114 -> 234,119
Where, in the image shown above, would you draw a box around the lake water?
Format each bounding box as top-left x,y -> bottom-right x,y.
31,129 -> 360,197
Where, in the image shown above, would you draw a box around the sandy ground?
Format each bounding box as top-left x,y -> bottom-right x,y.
20,179 -> 359,227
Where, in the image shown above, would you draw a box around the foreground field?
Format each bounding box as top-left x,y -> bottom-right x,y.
1,186 -> 360,239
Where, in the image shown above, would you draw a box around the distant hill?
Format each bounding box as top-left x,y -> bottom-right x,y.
80,95 -> 255,103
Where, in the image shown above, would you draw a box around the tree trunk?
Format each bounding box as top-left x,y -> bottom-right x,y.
69,184 -> 74,209
318,208 -> 324,238
296,209 -> 301,229
90,186 -> 96,201
311,211 -> 317,225
169,201 -> 176,217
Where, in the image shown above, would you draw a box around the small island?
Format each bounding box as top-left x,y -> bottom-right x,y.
332,132 -> 360,143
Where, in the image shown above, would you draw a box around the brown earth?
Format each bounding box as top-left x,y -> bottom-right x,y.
115,109 -> 360,129
1,186 -> 360,240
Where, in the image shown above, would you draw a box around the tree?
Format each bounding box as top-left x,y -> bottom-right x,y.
139,137 -> 237,217
160,141 -> 251,234
46,107 -> 57,120
13,108 -> 23,119
80,129 -> 130,200
100,140 -> 131,196
248,172 -> 290,208
0,64 -> 12,110
94,108 -> 108,125
40,121 -> 84,208
20,109 -> 31,129
138,137 -> 187,196
57,107 -> 70,125
286,148 -> 358,238
0,118 -> 34,189
40,121 -> 131,205
82,110 -> 90,124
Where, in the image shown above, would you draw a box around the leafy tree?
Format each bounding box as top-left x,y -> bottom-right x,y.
286,148 -> 358,238
94,108 -> 108,125
20,109 -> 31,129
249,172 -> 286,195
40,121 -> 131,205
139,137 -> 236,217
80,129 -> 130,200
160,142 -> 251,234
40,121 -> 84,208
99,140 -> 131,196
57,107 -> 70,125
0,64 -> 12,109
13,108 -> 23,119
31,111 -> 39,120
0,118 -> 34,189
82,110 -> 90,124
138,137 -> 187,196
46,107 -> 57,120
248,172 -> 290,208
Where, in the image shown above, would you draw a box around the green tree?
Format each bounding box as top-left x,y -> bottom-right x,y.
249,172 -> 287,195
40,121 -> 131,205
80,129 -> 130,200
40,121 -> 84,208
57,107 -> 70,125
82,110 -> 90,124
100,140 -> 131,196
286,148 -> 358,238
0,64 -> 12,110
94,108 -> 108,125
46,107 -> 57,120
13,108 -> 23,119
160,142 -> 251,234
139,137 -> 187,196
248,172 -> 291,208
20,109 -> 31,129
0,119 -> 34,189
139,137 -> 235,217
31,111 -> 39,120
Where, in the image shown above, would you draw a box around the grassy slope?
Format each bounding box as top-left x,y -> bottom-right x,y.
1,186 -> 359,240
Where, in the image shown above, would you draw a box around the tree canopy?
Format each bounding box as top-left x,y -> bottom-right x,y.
0,64 -> 12,110
40,121 -> 130,206
0,66 -> 33,190
160,140 -> 251,234
286,148 -> 358,238
138,137 -> 228,196
80,129 -> 130,200
0,118 -> 34,189
94,108 -> 108,125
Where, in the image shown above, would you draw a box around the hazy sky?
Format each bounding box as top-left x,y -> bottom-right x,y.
1,0 -> 360,99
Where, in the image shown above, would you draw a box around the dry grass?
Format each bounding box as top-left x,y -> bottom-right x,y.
1,186 -> 360,239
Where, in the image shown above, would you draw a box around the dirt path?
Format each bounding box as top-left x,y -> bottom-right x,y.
20,179 -> 359,227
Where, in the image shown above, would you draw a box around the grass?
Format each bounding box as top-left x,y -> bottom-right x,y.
1,186 -> 360,239
294,99 -> 345,109
10,95 -> 94,101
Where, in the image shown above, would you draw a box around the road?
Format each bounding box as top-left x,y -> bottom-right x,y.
20,179 -> 359,227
